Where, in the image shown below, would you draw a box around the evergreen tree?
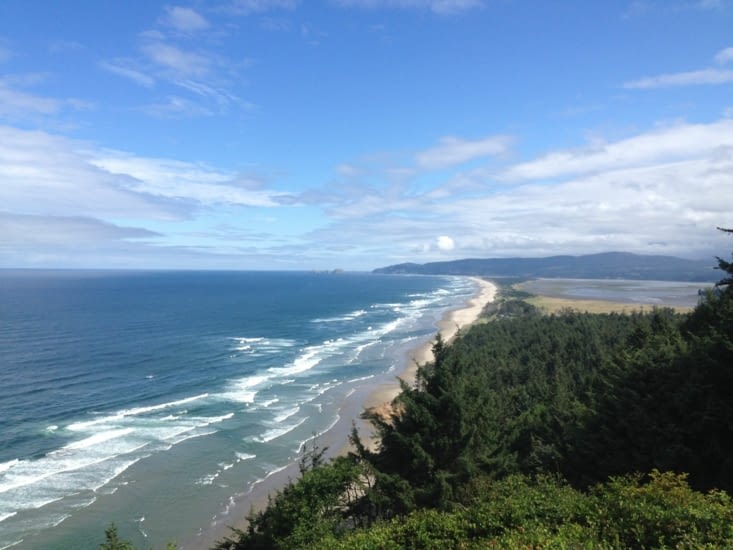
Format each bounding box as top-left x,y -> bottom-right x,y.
715,227 -> 733,288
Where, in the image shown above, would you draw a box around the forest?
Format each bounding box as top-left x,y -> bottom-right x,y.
106,231 -> 733,549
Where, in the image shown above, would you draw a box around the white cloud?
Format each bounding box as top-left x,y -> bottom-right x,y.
696,0 -> 723,9
500,119 -> 733,181
443,151 -> 732,258
0,211 -> 262,269
141,41 -> 211,77
715,46 -> 733,65
142,95 -> 213,118
334,0 -> 483,14
336,163 -> 364,177
0,126 -> 178,219
624,68 -> 733,88
224,0 -> 300,15
0,80 -> 59,117
0,77 -> 93,122
0,125 -> 289,231
173,79 -> 239,106
624,45 -> 733,89
0,212 -> 159,246
128,31 -> 243,113
428,0 -> 483,13
415,135 -> 511,170
96,8 -> 251,118
436,235 -> 455,250
305,118 -> 733,264
99,60 -> 156,87
90,152 -> 286,208
161,6 -> 210,32
624,0 -> 725,17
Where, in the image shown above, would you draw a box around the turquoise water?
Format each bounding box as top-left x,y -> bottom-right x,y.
0,270 -> 475,549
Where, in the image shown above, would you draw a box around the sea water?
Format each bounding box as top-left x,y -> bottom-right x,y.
0,270 -> 476,549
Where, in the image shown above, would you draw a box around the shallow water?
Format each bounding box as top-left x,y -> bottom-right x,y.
0,270 -> 475,549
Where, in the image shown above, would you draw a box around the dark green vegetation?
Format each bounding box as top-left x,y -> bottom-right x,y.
214,235 -> 732,549
99,524 -> 177,550
374,251 -> 717,282
104,233 -> 733,549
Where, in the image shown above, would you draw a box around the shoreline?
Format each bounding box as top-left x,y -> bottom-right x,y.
361,276 -> 497,415
187,276 -> 498,550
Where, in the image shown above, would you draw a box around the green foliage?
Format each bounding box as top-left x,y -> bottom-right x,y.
306,473 -> 733,549
99,523 -> 178,550
216,236 -> 733,549
590,470 -> 733,549
100,524 -> 135,550
368,291 -> 733,495
214,441 -> 367,550
714,227 -> 733,287
480,280 -> 539,320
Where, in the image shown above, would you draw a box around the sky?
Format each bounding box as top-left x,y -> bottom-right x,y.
1,0 -> 732,271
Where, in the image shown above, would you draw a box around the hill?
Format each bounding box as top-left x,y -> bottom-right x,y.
373,251 -> 717,281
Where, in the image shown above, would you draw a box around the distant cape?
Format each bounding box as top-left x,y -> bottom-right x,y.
373,252 -> 718,282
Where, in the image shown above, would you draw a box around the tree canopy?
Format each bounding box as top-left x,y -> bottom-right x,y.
106,230 -> 733,549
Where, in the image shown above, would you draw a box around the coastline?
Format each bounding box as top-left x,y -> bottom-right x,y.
187,276 -> 498,550
361,276 -> 497,415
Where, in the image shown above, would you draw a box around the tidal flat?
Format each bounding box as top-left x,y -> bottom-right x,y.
516,278 -> 711,313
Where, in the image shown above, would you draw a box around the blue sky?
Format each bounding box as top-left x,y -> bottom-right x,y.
1,0 -> 732,270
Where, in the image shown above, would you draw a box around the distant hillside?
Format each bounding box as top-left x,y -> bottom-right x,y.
373,252 -> 717,282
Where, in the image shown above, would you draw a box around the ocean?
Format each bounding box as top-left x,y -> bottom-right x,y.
0,270 -> 476,549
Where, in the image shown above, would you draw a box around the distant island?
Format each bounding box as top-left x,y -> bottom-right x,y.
373,251 -> 717,282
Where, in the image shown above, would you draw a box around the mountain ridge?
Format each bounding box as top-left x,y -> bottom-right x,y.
373,251 -> 717,282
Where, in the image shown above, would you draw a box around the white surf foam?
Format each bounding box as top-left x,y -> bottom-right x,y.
297,415 -> 341,453
259,417 -> 307,443
222,375 -> 269,403
117,393 -> 211,418
0,391 -> 234,532
166,429 -> 217,447
347,374 -> 375,384
0,512 -> 17,524
312,309 -> 368,323
273,406 -> 300,423
235,452 -> 255,462
62,428 -> 134,451
0,460 -> 20,475
67,393 -> 210,431
231,337 -> 297,354
270,347 -> 322,377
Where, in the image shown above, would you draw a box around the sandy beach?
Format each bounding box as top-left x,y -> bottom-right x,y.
189,276 -> 498,549
362,276 -> 497,412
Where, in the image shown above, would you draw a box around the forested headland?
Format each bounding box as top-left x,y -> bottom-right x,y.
373,251 -> 717,282
105,232 -> 733,549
